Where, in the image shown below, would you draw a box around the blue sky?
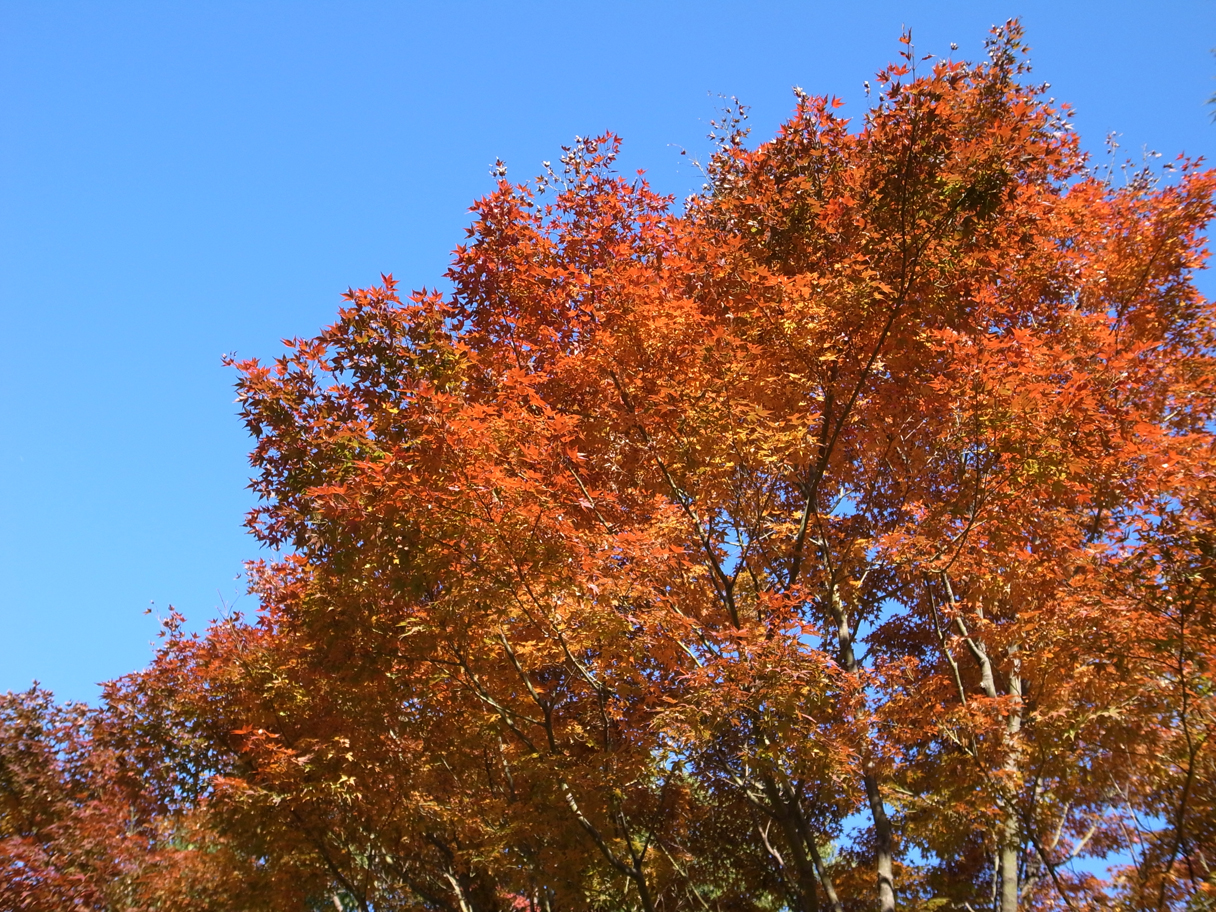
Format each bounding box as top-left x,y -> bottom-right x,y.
2,0 -> 1214,704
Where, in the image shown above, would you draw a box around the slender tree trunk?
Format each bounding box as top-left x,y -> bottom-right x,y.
800,812 -> 845,912
998,664 -> 1023,912
633,869 -> 657,912
786,826 -> 822,912
998,816 -> 1019,912
952,597 -> 1023,912
764,777 -> 821,912
864,771 -> 897,912
831,586 -> 896,912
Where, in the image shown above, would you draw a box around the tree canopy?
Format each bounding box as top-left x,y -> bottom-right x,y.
4,22 -> 1215,912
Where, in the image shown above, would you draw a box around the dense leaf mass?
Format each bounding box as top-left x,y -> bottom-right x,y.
5,23 -> 1216,912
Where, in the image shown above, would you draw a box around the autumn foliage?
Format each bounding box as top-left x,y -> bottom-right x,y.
4,23 -> 1216,912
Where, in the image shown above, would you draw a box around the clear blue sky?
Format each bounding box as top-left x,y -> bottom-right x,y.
2,1 -> 1214,704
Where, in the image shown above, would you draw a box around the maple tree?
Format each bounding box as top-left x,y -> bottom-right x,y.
4,21 -> 1216,912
